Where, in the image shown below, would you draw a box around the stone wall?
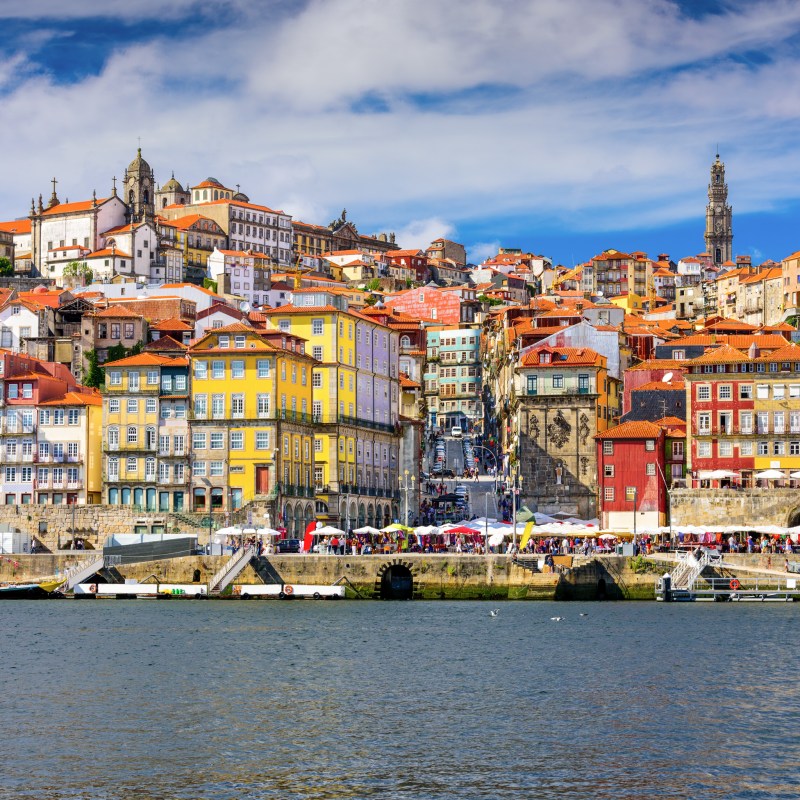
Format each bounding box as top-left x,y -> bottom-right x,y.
671,488 -> 800,528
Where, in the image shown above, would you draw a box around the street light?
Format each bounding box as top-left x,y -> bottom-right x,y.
512,473 -> 524,550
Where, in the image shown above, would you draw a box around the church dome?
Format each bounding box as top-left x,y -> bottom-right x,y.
203,177 -> 223,187
233,191 -> 250,202
128,147 -> 151,173
161,174 -> 184,192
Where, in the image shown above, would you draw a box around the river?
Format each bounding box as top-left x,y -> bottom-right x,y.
1,600 -> 797,799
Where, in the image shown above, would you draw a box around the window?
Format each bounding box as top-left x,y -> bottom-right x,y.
126,457 -> 138,474
312,319 -> 324,336
192,432 -> 206,450
255,431 -> 270,450
257,359 -> 271,378
211,361 -> 225,379
739,384 -> 753,400
552,375 -> 564,388
68,409 -> 79,425
193,394 -> 207,418
211,394 -> 225,418
718,385 -> 732,400
147,369 -> 159,385
127,426 -> 137,444
757,441 -> 769,456
672,441 -> 684,458
230,431 -> 244,450
234,336 -> 245,349
146,398 -> 157,414
756,384 -> 769,399
790,441 -> 800,456
774,412 -> 785,434
740,441 -> 753,456
526,375 -> 538,395
646,463 -> 656,476
312,372 -> 322,388
231,394 -> 244,418
774,441 -> 786,456
774,384 -> 785,400
278,320 -> 290,332
697,414 -> 711,433
740,411 -> 753,434
645,439 -> 655,451
757,412 -> 769,434
697,385 -> 711,401
218,335 -> 230,349
210,461 -> 225,477
604,487 -> 615,501
697,442 -> 711,458
257,394 -> 270,418
193,461 -> 206,477
719,441 -> 733,457
603,441 -> 614,455
127,399 -> 138,414
231,360 -> 245,379
210,432 -> 224,449
109,370 -> 122,386
194,360 -> 208,380
604,464 -> 614,477
128,371 -> 139,391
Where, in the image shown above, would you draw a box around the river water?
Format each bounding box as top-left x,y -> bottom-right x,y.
1,600 -> 797,799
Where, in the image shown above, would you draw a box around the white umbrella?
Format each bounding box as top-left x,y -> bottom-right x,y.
598,533 -> 618,540
315,525 -> 345,536
790,471 -> 800,479
488,531 -> 506,547
353,526 -> 382,535
755,469 -> 785,480
255,527 -> 281,537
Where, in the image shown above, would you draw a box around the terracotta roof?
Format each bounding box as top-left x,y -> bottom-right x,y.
754,342 -> 800,362
632,381 -> 685,391
39,391 -> 102,407
103,352 -> 188,368
144,335 -> 187,352
0,219 -> 31,234
689,344 -> 750,365
85,247 -> 131,259
166,214 -> 220,231
627,359 -> 691,372
93,306 -> 141,319
399,372 -> 421,389
150,317 -> 193,331
595,420 -> 663,440
102,221 -> 149,236
520,346 -> 603,368
40,198 -> 110,216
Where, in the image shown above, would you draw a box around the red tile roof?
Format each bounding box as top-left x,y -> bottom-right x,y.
595,420 -> 663,440
103,353 -> 188,368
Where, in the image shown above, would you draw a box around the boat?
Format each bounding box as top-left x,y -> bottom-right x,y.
0,580 -> 64,599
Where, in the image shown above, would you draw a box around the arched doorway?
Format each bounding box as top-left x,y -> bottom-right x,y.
294,506 -> 303,538
367,504 -> 374,528
789,507 -> 800,528
380,564 -> 413,600
358,503 -> 365,529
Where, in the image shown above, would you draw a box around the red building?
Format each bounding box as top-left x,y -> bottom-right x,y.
595,420 -> 667,531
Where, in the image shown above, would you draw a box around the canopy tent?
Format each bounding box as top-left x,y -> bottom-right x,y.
315,525 -> 345,536
698,469 -> 739,480
382,523 -> 412,533
754,469 -> 785,480
353,526 -> 382,536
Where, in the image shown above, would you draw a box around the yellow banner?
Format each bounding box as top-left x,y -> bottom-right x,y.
519,521 -> 534,551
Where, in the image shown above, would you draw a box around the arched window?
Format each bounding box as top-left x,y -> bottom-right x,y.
127,426 -> 137,444
213,190 -> 219,200
143,190 -> 149,204
400,335 -> 411,348
129,190 -> 135,205
162,198 -> 167,209
203,190 -> 208,200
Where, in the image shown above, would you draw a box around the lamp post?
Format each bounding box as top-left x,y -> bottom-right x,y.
400,470 -> 416,527
512,473 -> 523,550
631,485 -> 638,540
484,492 -> 490,555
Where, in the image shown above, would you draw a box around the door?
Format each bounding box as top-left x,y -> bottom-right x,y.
255,466 -> 270,494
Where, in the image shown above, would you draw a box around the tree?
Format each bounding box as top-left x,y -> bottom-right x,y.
365,278 -> 382,292
82,349 -> 104,389
63,260 -> 93,286
203,278 -> 218,293
0,257 -> 13,276
106,343 -> 128,364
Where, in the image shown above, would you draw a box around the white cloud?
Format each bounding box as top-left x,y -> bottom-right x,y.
468,241 -> 501,265
1,0 -> 800,262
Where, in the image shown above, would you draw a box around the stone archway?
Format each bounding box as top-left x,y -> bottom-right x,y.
375,559 -> 417,600
788,507 -> 800,529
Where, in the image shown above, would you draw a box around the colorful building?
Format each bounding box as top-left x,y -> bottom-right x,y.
187,322 -> 316,534
263,294 -> 401,531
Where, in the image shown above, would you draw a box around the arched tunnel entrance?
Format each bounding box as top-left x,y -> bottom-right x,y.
380,564 -> 413,600
789,508 -> 800,529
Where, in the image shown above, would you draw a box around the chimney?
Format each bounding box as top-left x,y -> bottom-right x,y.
748,342 -> 759,359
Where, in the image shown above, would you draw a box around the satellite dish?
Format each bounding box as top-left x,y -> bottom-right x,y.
662,372 -> 673,384
239,301 -> 251,313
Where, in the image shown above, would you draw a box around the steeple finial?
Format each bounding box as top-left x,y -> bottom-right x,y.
112,176 -> 117,196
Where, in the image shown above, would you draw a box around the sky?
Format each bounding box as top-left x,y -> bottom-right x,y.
2,0 -> 800,267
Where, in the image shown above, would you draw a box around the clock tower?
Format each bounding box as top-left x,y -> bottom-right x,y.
704,153 -> 732,267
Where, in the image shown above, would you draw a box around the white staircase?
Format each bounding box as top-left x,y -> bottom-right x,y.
60,555 -> 106,591
210,545 -> 255,593
670,550 -> 715,589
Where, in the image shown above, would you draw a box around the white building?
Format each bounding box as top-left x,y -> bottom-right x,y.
0,298 -> 43,352
100,220 -> 159,280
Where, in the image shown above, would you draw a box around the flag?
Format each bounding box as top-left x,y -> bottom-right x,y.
519,521 -> 534,551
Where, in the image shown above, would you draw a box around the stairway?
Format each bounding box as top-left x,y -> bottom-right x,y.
60,555 -> 106,591
670,551 -> 711,589
512,555 -> 540,573
209,545 -> 255,594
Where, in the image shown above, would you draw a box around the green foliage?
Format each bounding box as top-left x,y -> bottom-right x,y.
629,555 -> 659,574
0,256 -> 13,276
365,278 -> 382,291
63,260 -> 93,284
82,349 -> 104,389
106,343 -> 128,363
478,294 -> 504,306
364,294 -> 378,306
203,278 -> 218,293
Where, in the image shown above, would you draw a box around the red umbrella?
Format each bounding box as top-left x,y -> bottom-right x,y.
445,525 -> 481,535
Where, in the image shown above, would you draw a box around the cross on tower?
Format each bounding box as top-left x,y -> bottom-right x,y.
51,177 -> 57,195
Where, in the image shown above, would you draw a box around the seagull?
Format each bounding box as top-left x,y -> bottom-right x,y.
550,616 -> 563,622
579,613 -> 588,617
489,609 -> 499,617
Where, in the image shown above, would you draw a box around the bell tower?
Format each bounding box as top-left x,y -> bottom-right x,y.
704,153 -> 732,267
123,147 -> 155,223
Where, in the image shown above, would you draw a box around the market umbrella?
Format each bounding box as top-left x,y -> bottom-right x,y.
754,469 -> 785,480
382,523 -> 413,532
315,525 -> 345,536
255,527 -> 281,537
353,526 -> 382,535
790,471 -> 800,479
443,525 -> 479,535
488,531 -> 507,547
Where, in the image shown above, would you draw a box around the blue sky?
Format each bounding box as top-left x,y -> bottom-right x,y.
2,0 -> 800,266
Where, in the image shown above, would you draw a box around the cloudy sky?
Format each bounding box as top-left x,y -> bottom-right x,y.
2,0 -> 800,265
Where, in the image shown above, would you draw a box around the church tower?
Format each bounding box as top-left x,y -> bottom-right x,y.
704,153 -> 733,267
123,148 -> 155,223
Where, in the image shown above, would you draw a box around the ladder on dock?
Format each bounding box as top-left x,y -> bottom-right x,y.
209,545 -> 255,594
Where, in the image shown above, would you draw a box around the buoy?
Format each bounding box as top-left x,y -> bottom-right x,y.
729,578 -> 740,590
89,584 -> 97,594
284,584 -> 294,595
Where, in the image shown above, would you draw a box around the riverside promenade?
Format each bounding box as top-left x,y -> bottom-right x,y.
4,551 -> 791,600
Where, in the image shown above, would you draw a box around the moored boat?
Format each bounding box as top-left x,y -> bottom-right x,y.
0,580 -> 64,598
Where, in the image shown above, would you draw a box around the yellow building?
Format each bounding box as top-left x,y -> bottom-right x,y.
102,352 -> 191,513
264,293 -> 401,530
187,322 -> 316,534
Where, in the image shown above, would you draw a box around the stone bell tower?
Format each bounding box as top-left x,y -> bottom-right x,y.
704,153 -> 733,267
123,147 -> 155,223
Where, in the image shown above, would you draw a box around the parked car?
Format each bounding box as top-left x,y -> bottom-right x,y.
275,538 -> 301,553
450,425 -> 463,438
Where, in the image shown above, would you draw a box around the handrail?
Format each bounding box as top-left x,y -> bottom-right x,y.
209,544 -> 255,593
